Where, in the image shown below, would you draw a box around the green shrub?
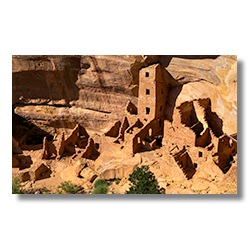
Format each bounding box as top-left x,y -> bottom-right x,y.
13,179 -> 84,195
92,179 -> 109,194
12,177 -> 24,194
126,165 -> 162,194
56,181 -> 84,194
115,178 -> 120,185
92,185 -> 109,194
94,179 -> 108,188
12,177 -> 51,194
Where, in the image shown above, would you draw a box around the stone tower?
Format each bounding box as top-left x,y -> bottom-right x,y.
138,63 -> 169,122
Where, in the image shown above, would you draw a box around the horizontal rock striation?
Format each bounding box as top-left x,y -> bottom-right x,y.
12,55 -> 237,137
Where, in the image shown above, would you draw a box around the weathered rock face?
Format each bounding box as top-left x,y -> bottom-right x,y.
164,55 -> 237,135
12,55 -> 237,140
13,55 -> 145,135
12,55 -> 81,105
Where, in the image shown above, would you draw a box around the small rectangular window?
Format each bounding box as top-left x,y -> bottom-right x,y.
146,89 -> 150,95
145,72 -> 149,77
146,107 -> 150,114
161,89 -> 163,94
160,106 -> 162,111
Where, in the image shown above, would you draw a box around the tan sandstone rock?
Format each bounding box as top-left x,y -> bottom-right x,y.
12,55 -> 237,137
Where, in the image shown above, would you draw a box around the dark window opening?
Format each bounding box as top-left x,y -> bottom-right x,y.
146,89 -> 150,95
161,89 -> 163,94
159,119 -> 162,127
156,137 -> 163,147
145,72 -> 149,77
194,163 -> 198,168
199,151 -> 202,157
160,106 -> 162,111
146,107 -> 150,114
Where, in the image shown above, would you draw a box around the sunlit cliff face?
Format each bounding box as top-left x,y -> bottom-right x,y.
12,55 -> 237,136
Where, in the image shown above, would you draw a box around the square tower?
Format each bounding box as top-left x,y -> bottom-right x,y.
138,63 -> 169,122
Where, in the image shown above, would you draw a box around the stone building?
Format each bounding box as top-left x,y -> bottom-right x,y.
138,64 -> 170,123
105,63 -> 172,155
103,63 -> 237,180
126,63 -> 172,155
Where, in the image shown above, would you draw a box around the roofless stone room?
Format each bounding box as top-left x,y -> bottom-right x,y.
12,55 -> 237,194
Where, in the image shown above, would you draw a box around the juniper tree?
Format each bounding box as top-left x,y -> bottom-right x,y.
126,165 -> 162,194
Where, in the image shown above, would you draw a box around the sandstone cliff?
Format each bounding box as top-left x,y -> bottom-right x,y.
12,55 -> 237,144
12,55 -> 237,194
164,55 -> 237,135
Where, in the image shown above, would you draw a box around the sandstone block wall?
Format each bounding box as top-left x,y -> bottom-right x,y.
138,64 -> 170,122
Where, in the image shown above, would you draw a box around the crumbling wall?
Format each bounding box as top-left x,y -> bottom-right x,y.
178,101 -> 199,128
215,134 -> 237,173
122,119 -> 144,155
193,99 -> 209,130
12,137 -> 33,169
173,149 -> 196,180
132,118 -> 163,155
163,110 -> 196,153
12,137 -> 22,154
64,124 -> 89,147
41,137 -> 57,159
125,119 -> 143,136
105,120 -> 121,137
118,116 -> 129,141
195,128 -> 212,148
205,108 -> 223,137
171,99 -> 224,151
196,98 -> 224,138
54,124 -> 89,159
125,101 -> 137,115
82,138 -> 99,160
56,133 -> 66,159
30,163 -> 52,181
64,125 -> 89,152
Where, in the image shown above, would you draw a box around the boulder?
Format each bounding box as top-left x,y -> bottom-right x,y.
60,164 -> 85,186
80,167 -> 97,182
96,153 -> 141,180
99,165 -> 136,180
59,156 -> 96,185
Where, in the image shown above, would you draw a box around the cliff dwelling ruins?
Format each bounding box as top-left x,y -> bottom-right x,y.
12,55 -> 238,194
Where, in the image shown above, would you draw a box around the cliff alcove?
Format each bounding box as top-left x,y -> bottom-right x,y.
12,55 -> 237,194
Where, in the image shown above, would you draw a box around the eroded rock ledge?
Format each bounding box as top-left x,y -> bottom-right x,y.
12,55 -> 237,135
